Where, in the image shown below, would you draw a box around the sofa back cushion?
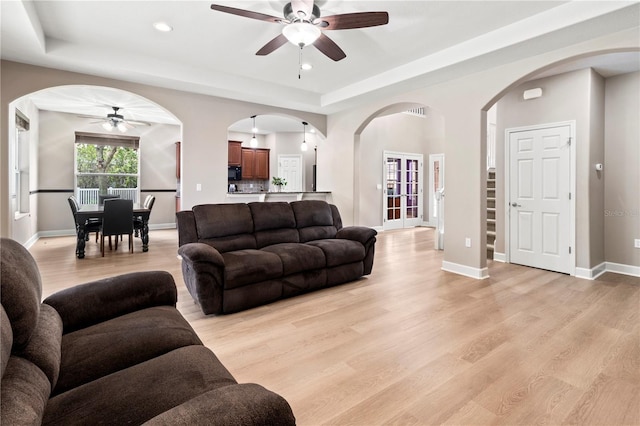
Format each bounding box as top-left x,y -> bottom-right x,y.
249,202 -> 299,248
291,200 -> 338,242
192,204 -> 257,252
0,238 -> 42,351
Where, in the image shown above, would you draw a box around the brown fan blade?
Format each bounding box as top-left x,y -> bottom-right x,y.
210,4 -> 282,23
318,12 -> 389,30
256,34 -> 289,56
313,33 -> 346,62
291,0 -> 314,20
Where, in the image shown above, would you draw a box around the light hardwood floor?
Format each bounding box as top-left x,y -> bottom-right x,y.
29,228 -> 639,425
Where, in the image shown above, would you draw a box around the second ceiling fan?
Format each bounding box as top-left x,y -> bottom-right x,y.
210,1 -> 389,61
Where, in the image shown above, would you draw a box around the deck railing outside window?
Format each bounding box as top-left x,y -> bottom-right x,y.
77,188 -> 139,205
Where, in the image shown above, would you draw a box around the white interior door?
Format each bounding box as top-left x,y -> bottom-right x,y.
383,152 -> 423,230
277,155 -> 302,192
508,124 -> 571,274
428,154 -> 444,227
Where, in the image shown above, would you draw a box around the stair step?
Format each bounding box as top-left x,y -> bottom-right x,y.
487,244 -> 495,250
487,218 -> 496,224
487,207 -> 496,212
487,230 -> 496,237
487,197 -> 496,201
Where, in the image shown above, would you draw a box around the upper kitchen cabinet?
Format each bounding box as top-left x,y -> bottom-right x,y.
228,141 -> 242,166
241,148 -> 269,180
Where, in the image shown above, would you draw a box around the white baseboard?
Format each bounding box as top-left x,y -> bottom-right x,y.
493,252 -> 506,262
574,261 -> 640,280
575,262 -> 607,280
605,262 -> 640,278
442,261 -> 489,280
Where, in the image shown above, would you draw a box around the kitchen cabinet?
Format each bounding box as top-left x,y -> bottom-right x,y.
228,141 -> 242,166
241,148 -> 269,180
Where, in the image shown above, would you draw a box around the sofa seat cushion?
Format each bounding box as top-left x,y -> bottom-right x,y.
43,346 -> 237,425
262,243 -> 326,275
222,250 -> 283,289
53,306 -> 202,395
306,239 -> 366,267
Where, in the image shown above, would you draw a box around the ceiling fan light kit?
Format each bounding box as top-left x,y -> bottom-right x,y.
282,22 -> 321,47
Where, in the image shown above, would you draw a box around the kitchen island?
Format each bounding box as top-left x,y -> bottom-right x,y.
225,191 -> 332,203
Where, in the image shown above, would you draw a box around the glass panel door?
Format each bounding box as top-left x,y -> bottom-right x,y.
385,156 -> 403,230
383,152 -> 423,230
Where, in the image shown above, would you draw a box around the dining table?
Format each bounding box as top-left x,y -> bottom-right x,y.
74,203 -> 151,259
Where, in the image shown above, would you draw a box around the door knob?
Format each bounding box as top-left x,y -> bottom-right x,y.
511,202 -> 521,207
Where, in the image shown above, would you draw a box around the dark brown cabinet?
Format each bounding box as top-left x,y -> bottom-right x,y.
241,148 -> 269,180
228,141 -> 242,166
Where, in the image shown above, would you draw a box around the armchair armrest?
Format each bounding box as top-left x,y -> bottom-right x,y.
143,383 -> 296,426
336,226 -> 377,246
43,271 -> 177,333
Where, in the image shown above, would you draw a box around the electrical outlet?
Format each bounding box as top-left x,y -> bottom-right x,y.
196,183 -> 202,191
465,238 -> 471,248
635,239 -> 640,249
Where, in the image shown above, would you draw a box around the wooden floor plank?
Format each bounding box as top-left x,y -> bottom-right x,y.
27,228 -> 640,425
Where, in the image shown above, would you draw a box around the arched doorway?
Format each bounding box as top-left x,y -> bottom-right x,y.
354,102 -> 445,234
481,50 -> 639,277
7,85 -> 181,244
226,114 -> 326,195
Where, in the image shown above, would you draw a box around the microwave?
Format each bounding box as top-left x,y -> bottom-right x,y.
228,166 -> 242,181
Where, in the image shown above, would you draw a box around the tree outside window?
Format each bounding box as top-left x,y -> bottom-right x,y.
75,132 -> 140,203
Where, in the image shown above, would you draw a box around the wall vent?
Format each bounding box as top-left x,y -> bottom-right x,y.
403,107 -> 426,118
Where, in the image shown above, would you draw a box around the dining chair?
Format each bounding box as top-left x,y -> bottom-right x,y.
98,194 -> 121,205
100,198 -> 134,257
134,195 -> 155,237
68,196 -> 100,243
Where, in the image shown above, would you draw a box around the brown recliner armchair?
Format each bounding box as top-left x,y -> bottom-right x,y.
0,238 -> 295,425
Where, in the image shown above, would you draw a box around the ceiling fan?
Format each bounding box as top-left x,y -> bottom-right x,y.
210,1 -> 389,62
83,106 -> 150,133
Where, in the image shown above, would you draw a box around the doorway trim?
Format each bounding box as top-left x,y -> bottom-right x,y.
504,120 -> 576,276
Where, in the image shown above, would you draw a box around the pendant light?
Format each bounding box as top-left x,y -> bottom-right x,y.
250,115 -> 258,147
300,121 -> 309,152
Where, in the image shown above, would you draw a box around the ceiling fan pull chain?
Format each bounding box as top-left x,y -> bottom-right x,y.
298,45 -> 302,79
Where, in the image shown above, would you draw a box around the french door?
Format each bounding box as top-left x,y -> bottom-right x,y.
507,123 -> 573,274
383,152 -> 423,230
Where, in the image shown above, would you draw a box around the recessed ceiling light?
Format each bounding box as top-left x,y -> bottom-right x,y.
300,63 -> 313,71
153,22 -> 173,32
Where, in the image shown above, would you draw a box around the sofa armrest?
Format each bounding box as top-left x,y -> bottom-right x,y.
336,226 -> 377,246
178,242 -> 225,267
178,243 -> 226,315
143,383 -> 296,426
43,271 -> 177,333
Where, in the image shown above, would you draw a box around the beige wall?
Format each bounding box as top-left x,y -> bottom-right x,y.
2,26 -> 638,274
604,71 -> 640,267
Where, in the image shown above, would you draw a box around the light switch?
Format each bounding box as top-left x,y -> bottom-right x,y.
196,183 -> 202,191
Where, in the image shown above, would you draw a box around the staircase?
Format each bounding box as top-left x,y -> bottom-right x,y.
487,169 -> 496,259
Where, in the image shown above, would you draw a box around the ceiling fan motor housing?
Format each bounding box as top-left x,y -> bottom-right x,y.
283,2 -> 321,22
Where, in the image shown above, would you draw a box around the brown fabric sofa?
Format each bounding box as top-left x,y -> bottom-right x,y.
177,200 -> 377,315
0,238 -> 295,425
